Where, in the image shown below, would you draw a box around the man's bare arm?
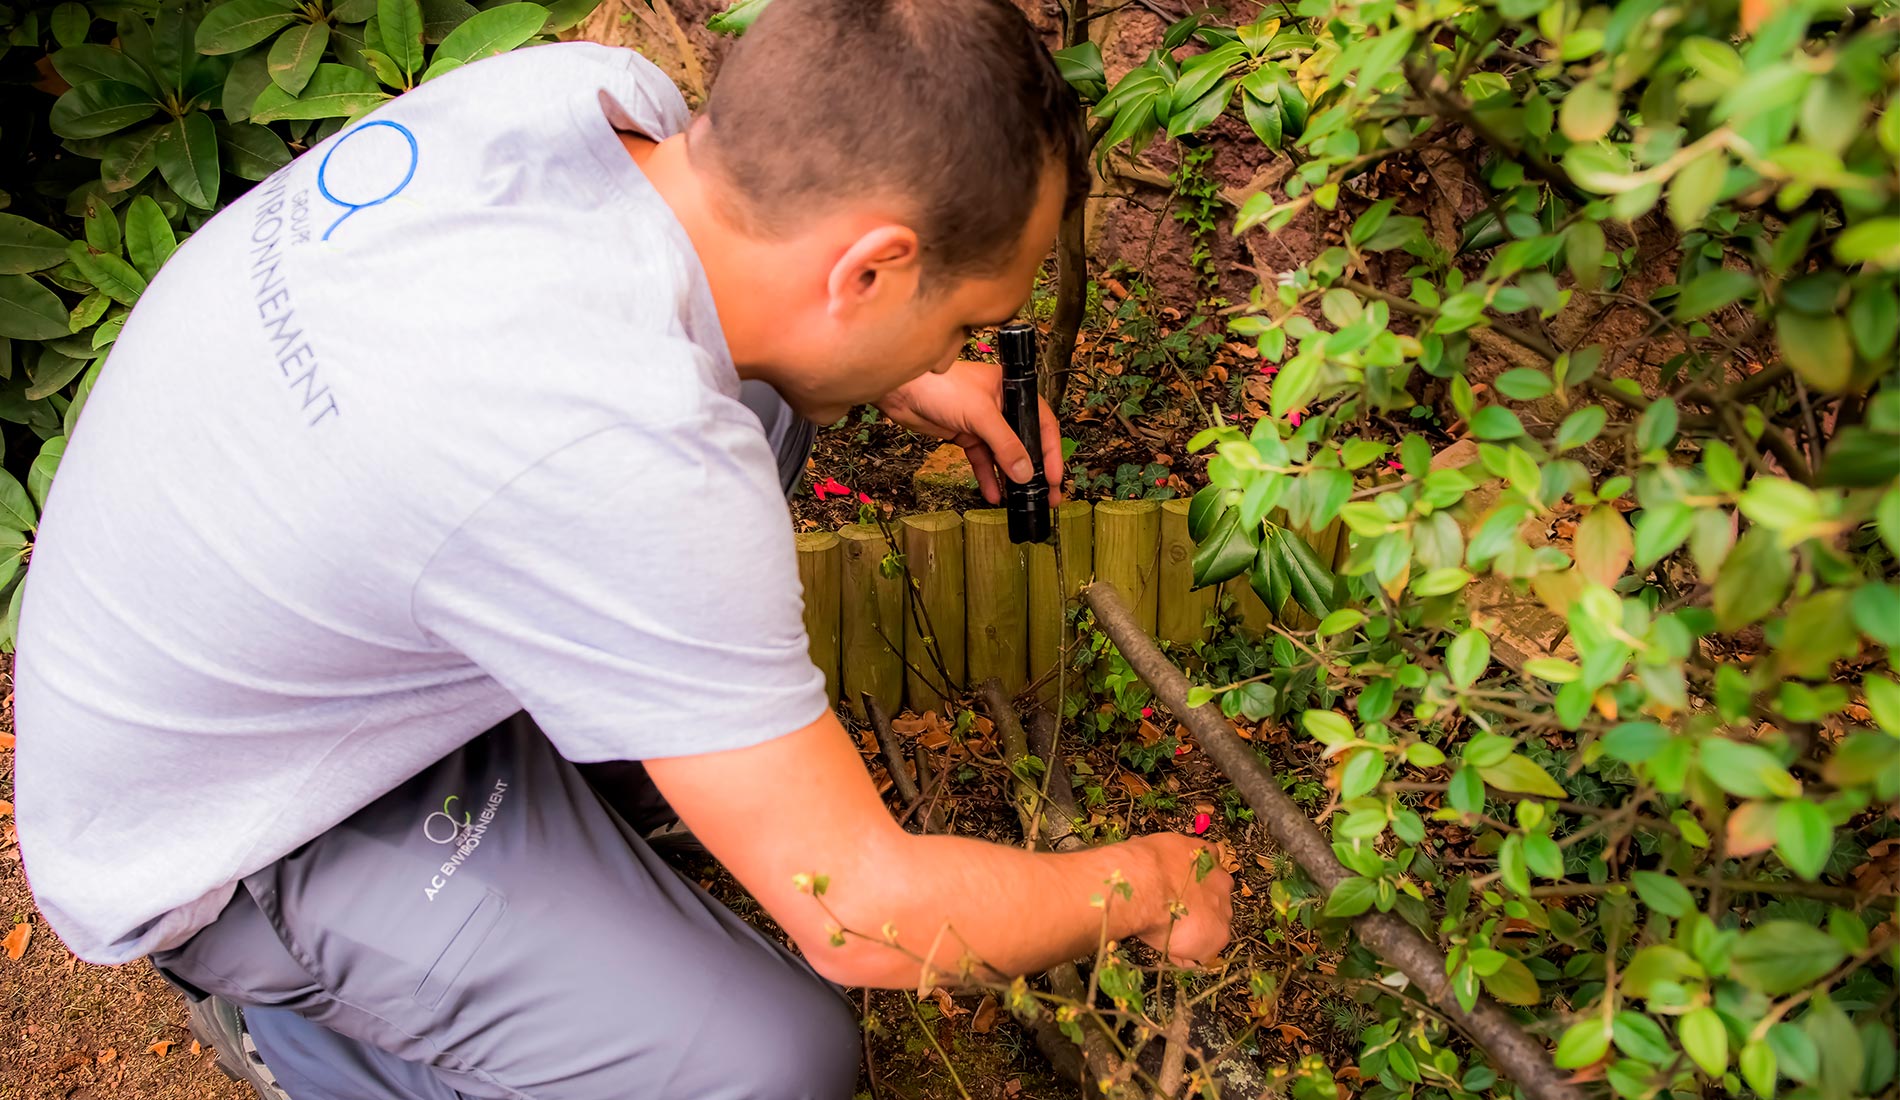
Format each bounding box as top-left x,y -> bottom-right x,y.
644,710 -> 1232,989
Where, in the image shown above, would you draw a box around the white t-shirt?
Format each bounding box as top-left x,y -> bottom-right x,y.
14,42 -> 827,964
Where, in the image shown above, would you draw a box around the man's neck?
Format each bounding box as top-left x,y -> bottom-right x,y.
618,131 -> 777,378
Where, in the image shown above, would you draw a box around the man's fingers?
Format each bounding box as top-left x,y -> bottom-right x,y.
961,439 -> 1005,506
965,401 -> 1038,487
1039,398 -> 1065,504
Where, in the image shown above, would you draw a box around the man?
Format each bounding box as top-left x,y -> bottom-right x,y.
14,1 -> 1233,1096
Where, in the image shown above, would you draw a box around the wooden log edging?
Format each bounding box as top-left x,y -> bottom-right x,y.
902,512 -> 965,715
839,523 -> 905,720
1081,581 -> 1585,1100
795,531 -> 842,706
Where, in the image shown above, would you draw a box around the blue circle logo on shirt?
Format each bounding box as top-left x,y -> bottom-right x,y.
316,119 -> 420,241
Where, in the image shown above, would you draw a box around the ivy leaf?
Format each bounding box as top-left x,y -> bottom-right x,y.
1731,921 -> 1846,995
1478,754 -> 1566,798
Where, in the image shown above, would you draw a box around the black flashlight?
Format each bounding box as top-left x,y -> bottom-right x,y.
998,320 -> 1051,544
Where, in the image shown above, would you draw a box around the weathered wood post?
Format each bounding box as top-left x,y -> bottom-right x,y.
1157,498 -> 1214,647
965,510 -> 1028,696
794,530 -> 842,707
838,522 -> 905,721
1093,500 -> 1161,633
1223,577 -> 1275,637
1028,500 -> 1092,703
901,512 -> 965,715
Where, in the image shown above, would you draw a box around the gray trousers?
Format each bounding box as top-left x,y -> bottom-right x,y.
154,384 -> 851,1099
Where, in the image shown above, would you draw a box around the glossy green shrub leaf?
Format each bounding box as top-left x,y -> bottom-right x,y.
1731,922 -> 1846,995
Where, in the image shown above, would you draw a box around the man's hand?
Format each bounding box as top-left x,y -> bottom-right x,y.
1129,833 -> 1233,967
877,360 -> 1066,506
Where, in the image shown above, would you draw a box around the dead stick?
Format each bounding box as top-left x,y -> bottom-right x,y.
911,741 -> 947,834
1028,710 -> 1085,832
977,679 -> 1043,839
1155,992 -> 1190,1099
1082,582 -> 1586,1100
866,694 -> 922,806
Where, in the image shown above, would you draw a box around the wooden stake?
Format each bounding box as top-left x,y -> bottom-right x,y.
1092,500 -> 1161,634
839,523 -> 905,721
964,510 -> 1028,696
1157,498 -> 1214,647
1223,577 -> 1274,638
901,512 -> 965,715
1027,500 -> 1092,703
794,530 -> 842,707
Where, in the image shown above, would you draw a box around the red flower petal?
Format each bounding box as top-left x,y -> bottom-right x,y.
858,492 -> 872,504
1192,812 -> 1211,835
974,342 -> 994,354
1141,707 -> 1153,719
1175,744 -> 1190,756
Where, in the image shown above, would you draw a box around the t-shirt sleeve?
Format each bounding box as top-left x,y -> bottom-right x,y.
410,412 -> 828,762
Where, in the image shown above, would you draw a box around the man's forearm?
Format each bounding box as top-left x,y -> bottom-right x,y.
807,829 -> 1176,989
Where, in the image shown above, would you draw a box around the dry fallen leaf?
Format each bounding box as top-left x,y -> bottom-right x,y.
0,800 -> 11,818
0,732 -> 14,750
971,993 -> 999,1034
147,1040 -> 174,1058
189,1040 -> 202,1057
3,921 -> 30,961
96,1049 -> 117,1066
1276,1024 -> 1312,1043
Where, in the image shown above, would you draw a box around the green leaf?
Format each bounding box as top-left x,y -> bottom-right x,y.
1602,721 -> 1669,763
1632,869 -> 1694,917
1635,397 -> 1678,452
155,112 -> 220,210
1731,921 -> 1847,995
1241,88 -> 1282,149
215,120 -> 292,181
1404,742 -> 1445,768
1778,311 -> 1853,394
1302,709 -> 1355,745
251,64 -> 387,122
1480,958 -> 1541,1006
426,2 -> 546,72
1317,609 -> 1364,636
1674,269 -> 1754,320
1191,506 -> 1258,589
267,20 -> 329,94
1469,406 -> 1525,440
1555,1017 -> 1611,1069
1322,875 -> 1376,918
100,122 -> 166,192
1835,218 -> 1900,269
0,276 -> 73,341
1713,527 -> 1792,631
1052,41 -> 1105,90
51,44 -> 155,91
1613,1010 -> 1675,1065
1740,1039 -> 1778,1097
223,51 -> 273,120
1556,405 -> 1608,451
1446,629 -> 1489,688
1166,78 -> 1233,140
28,436 -> 66,511
1667,148 -> 1727,230
1633,502 -> 1693,570
66,241 -> 146,306
706,0 -> 768,33
1701,737 -> 1800,799
1773,800 -> 1831,880
1447,765 -> 1484,816
1272,525 -> 1336,620
1867,675 -> 1900,733
379,0 -> 426,76
1575,505 -> 1632,586
1339,746 -> 1385,799
196,0 -> 300,54
1848,286 -> 1899,361
1524,657 -> 1581,683
0,215 -> 72,275
1854,587 -> 1900,651
1624,944 -> 1704,998
25,349 -> 89,400
122,196 -> 176,282
1559,79 -> 1618,142
49,81 -> 160,139
1479,754 -> 1566,798
1411,567 -> 1471,597
0,470 -> 36,529
1494,368 -> 1553,401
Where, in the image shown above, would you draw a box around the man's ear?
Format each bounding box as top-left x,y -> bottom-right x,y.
826,224 -> 922,318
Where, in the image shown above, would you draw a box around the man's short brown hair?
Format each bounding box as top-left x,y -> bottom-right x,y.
694,0 -> 1087,278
